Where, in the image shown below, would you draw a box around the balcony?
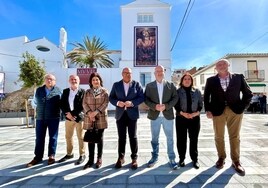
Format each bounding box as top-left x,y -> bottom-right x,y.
244,70 -> 265,82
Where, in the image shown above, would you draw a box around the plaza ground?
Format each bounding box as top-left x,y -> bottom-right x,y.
0,113 -> 268,187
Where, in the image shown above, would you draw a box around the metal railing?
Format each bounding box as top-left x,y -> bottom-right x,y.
244,70 -> 265,81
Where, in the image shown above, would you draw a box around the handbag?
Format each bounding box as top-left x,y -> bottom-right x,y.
83,122 -> 101,143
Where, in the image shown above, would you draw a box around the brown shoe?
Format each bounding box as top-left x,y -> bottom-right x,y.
115,157 -> 125,169
48,156 -> 55,165
131,159 -> 138,170
26,158 -> 42,167
232,161 -> 245,175
96,158 -> 102,169
215,158 -> 225,169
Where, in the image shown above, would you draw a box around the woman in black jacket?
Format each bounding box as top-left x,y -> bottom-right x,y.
174,73 -> 203,169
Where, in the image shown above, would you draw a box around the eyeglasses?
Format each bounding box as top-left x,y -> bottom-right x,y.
45,77 -> 55,81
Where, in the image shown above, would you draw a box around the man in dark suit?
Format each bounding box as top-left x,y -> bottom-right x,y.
144,65 -> 178,170
58,75 -> 86,165
204,59 -> 252,175
109,67 -> 144,170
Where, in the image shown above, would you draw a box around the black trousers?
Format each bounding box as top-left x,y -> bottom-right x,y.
175,115 -> 200,162
116,111 -> 138,160
88,129 -> 104,162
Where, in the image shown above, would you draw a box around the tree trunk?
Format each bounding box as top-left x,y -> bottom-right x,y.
25,99 -> 29,128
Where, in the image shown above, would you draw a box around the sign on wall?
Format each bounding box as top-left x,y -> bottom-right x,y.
134,26 -> 158,67
77,68 -> 97,85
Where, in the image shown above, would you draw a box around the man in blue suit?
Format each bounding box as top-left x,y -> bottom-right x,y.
109,67 -> 144,170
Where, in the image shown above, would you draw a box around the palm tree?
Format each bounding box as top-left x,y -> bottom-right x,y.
66,35 -> 114,68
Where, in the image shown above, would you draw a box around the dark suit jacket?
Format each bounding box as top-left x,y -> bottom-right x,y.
109,80 -> 144,120
204,73 -> 252,116
60,88 -> 85,122
144,80 -> 178,120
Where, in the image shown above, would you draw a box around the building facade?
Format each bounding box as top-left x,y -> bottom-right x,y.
0,0 -> 173,110
192,53 -> 268,97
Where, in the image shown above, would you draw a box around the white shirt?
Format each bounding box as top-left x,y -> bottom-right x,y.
68,88 -> 78,111
123,82 -> 130,96
156,80 -> 164,116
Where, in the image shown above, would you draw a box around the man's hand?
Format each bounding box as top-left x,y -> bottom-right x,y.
66,112 -> 75,121
206,111 -> 213,119
156,104 -> 165,111
124,101 -> 133,108
117,101 -> 125,108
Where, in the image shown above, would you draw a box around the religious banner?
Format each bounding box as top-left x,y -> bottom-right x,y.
77,68 -> 97,84
134,26 -> 158,67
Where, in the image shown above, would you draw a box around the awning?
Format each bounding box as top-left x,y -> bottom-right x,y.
248,83 -> 266,87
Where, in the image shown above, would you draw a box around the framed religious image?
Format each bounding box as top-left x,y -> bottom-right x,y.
134,26 -> 158,67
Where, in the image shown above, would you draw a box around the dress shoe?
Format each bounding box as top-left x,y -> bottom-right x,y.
96,158 -> 102,169
232,161 -> 245,175
193,161 -> 200,169
169,159 -> 178,170
75,155 -> 86,165
48,156 -> 55,165
215,158 -> 225,169
58,154 -> 74,163
147,157 -> 158,168
179,160 -> 185,167
131,159 -> 138,170
115,157 -> 125,169
83,160 -> 93,170
26,158 -> 42,167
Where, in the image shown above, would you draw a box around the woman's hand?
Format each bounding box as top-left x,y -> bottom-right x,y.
89,111 -> 98,121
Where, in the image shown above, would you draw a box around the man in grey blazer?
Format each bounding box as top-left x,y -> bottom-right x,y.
109,67 -> 144,170
144,65 -> 178,169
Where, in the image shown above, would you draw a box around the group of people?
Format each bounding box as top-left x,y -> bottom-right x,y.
248,93 -> 267,113
26,59 -> 253,176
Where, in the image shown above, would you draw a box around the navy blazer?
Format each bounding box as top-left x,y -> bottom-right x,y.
204,73 -> 252,116
60,88 -> 85,122
109,80 -> 144,120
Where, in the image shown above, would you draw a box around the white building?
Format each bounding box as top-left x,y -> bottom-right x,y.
192,53 -> 268,96
0,35 -> 65,93
0,0 -> 173,110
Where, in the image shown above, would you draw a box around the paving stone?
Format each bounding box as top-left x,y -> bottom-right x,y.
0,113 -> 268,187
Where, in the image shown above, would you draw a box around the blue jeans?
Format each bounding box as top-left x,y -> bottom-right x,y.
34,118 -> 60,160
150,117 -> 176,160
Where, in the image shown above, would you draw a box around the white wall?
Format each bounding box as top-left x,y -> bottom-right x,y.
120,0 -> 171,78
0,36 -> 64,93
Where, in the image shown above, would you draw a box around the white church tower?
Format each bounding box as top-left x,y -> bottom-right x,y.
59,27 -> 68,68
120,0 -> 171,84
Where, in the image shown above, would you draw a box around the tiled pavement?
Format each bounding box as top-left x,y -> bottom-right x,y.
0,113 -> 268,187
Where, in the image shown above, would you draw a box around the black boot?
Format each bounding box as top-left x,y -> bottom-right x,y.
83,159 -> 93,170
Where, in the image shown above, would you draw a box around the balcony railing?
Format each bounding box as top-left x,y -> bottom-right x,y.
244,70 -> 265,81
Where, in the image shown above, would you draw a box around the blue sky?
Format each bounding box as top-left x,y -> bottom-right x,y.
1,0 -> 268,70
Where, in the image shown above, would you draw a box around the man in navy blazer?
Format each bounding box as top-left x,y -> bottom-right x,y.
109,67 -> 144,170
58,75 -> 86,165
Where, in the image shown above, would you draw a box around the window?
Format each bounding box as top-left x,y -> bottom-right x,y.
247,60 -> 258,79
36,45 -> 50,52
137,14 -> 154,23
140,72 -> 151,86
200,74 -> 204,84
